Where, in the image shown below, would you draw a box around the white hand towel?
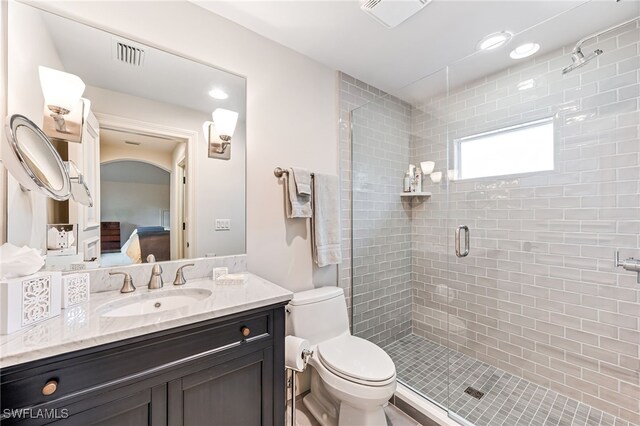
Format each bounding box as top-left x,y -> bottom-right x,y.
312,173 -> 342,267
285,169 -> 312,218
291,167 -> 311,196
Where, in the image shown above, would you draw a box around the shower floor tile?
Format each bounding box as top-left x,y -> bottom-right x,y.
383,334 -> 636,426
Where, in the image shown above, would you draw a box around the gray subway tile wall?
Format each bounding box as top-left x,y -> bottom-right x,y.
338,71 -> 386,322
351,89 -> 414,346
340,19 -> 640,425
410,23 -> 639,423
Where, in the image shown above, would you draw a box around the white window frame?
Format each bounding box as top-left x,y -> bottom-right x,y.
454,117 -> 554,181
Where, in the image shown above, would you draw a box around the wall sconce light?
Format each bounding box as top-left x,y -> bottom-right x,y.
39,66 -> 88,143
203,108 -> 238,160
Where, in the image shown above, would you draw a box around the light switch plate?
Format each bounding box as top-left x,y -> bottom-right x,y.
215,219 -> 231,231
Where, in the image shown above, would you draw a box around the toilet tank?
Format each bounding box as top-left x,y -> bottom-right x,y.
286,287 -> 349,346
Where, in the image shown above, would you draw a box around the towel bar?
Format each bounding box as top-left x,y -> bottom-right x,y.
274,167 -> 314,178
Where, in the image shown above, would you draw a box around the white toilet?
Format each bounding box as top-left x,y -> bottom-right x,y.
287,287 -> 396,426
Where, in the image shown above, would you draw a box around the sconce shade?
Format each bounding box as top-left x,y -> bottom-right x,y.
38,66 -> 86,112
212,108 -> 238,139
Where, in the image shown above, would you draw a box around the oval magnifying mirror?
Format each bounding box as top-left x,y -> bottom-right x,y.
2,114 -> 71,200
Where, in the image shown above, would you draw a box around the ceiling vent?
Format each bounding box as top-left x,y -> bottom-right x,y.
361,0 -> 431,28
124,140 -> 142,146
113,40 -> 145,66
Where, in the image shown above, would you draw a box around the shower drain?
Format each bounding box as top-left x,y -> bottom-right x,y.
464,387 -> 485,400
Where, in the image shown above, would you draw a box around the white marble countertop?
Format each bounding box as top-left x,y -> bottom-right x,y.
0,273 -> 292,368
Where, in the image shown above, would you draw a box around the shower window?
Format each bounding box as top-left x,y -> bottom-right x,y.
454,117 -> 554,180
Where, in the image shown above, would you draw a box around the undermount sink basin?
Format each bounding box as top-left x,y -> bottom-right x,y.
98,288 -> 212,318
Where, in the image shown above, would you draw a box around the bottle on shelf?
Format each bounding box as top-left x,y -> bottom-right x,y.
414,167 -> 422,193
403,172 -> 411,192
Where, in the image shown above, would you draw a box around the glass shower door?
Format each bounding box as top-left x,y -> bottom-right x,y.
349,68 -> 453,409
441,7 -> 640,425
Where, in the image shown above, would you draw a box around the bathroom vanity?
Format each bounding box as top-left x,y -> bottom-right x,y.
0,274 -> 291,425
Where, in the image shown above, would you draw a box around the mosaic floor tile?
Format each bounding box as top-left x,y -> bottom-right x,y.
383,334 -> 636,426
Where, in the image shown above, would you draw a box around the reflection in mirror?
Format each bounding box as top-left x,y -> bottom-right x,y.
7,3 -> 247,270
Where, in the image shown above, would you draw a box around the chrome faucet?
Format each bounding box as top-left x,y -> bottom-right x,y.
173,263 -> 195,286
109,272 -> 136,293
148,263 -> 164,290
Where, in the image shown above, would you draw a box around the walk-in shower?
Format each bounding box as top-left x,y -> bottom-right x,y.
346,2 -> 639,425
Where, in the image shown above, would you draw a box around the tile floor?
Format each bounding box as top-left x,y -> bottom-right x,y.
384,334 -> 637,426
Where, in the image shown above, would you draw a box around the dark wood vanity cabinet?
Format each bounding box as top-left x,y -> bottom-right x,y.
0,304 -> 287,426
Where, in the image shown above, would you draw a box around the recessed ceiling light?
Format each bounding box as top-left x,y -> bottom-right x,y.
208,88 -> 228,100
510,42 -> 540,59
477,31 -> 513,51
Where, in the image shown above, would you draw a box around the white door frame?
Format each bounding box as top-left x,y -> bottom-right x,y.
94,112 -> 198,258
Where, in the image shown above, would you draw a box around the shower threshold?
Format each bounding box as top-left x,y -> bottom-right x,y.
384,334 -> 636,426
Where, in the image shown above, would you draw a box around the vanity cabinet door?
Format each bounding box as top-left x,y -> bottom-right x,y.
168,348 -> 274,426
49,383 -> 167,426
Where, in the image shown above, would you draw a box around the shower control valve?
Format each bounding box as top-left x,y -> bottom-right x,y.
615,251 -> 640,284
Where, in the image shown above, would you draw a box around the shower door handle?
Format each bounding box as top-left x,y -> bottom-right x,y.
455,225 -> 470,258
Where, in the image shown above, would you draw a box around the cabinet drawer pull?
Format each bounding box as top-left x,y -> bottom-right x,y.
42,380 -> 58,396
241,326 -> 251,337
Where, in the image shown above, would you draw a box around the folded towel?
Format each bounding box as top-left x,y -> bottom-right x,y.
291,167 -> 311,196
312,173 -> 342,267
285,169 -> 312,218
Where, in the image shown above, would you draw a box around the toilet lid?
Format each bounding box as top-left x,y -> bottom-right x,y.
318,335 -> 395,384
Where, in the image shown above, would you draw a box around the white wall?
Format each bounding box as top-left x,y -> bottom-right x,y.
5,2 -> 64,250
37,1 -> 339,291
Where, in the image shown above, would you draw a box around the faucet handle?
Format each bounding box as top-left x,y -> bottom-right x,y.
151,263 -> 163,275
173,263 -> 195,286
109,271 -> 136,293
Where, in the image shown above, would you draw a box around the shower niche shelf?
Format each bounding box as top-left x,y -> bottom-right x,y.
400,192 -> 432,198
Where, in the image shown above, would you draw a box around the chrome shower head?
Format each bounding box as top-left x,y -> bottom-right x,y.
562,48 -> 603,75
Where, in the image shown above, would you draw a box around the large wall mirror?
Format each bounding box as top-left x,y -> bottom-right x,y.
6,2 -> 246,270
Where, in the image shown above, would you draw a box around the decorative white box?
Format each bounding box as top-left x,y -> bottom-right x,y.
0,271 -> 62,335
61,273 -> 90,308
216,273 -> 248,286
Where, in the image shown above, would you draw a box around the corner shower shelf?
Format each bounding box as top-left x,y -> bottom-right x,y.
400,192 -> 432,198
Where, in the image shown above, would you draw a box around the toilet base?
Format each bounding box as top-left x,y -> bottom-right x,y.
303,367 -> 391,426
338,402 -> 387,426
303,393 -> 338,426
303,393 -> 388,426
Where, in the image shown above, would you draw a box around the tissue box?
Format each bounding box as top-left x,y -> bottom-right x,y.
0,271 -> 62,335
61,273 -> 90,308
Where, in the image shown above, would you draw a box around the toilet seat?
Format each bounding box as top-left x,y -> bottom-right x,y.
317,335 -> 395,386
